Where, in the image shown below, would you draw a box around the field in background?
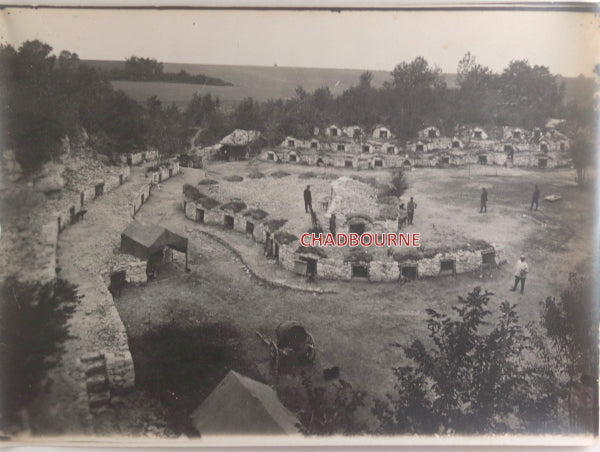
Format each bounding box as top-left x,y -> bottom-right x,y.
86,60 -> 595,110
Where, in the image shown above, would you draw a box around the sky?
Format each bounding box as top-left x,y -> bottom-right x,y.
0,8 -> 599,76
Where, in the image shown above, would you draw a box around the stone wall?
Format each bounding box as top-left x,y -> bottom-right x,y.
40,168 -> 131,284
105,253 -> 148,285
181,195 -> 503,283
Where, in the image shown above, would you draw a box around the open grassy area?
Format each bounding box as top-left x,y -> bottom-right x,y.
115,161 -> 594,432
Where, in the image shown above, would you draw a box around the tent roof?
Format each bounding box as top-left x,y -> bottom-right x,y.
122,222 -> 166,248
121,222 -> 188,255
220,129 -> 261,146
190,371 -> 301,436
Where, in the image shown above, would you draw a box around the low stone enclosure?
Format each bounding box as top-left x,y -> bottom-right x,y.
120,149 -> 159,166
182,194 -> 505,283
259,124 -> 572,170
37,160 -> 181,416
260,146 -> 571,171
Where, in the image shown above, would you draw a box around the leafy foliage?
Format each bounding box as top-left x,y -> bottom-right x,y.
0,277 -> 80,426
542,274 -> 596,375
377,287 -> 566,434
106,56 -> 232,85
295,375 -> 367,435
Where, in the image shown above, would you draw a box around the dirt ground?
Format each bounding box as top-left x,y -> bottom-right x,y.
115,161 -> 595,432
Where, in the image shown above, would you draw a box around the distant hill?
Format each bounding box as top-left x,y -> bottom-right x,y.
84,59 -> 232,87
83,60 -> 595,110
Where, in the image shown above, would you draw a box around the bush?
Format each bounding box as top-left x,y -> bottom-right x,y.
220,199 -> 247,213
183,183 -> 219,209
129,322 -> 259,434
183,183 -> 201,200
0,278 -> 80,427
243,208 -> 268,220
296,246 -> 328,259
298,171 -> 318,179
378,168 -> 409,198
198,179 -> 219,186
146,165 -> 162,173
248,171 -> 266,179
223,175 -> 244,182
344,247 -> 373,263
271,170 -> 291,178
264,218 -> 288,232
274,230 -> 297,245
377,287 -> 566,434
319,173 -> 339,180
350,175 -> 378,188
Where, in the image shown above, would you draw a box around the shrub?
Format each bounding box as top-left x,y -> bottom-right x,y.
0,278 -> 81,427
344,247 -> 373,263
264,218 -> 288,232
223,175 -> 244,182
271,170 -> 291,178
296,246 -> 328,259
196,195 -> 220,210
377,168 -> 409,198
350,175 -> 378,188
198,179 -> 219,186
129,322 -> 259,434
274,230 -> 297,245
248,171 -> 266,179
183,183 -> 219,209
319,173 -> 339,180
298,171 -> 318,179
220,199 -> 247,213
243,208 -> 268,220
183,183 -> 201,200
377,287 -> 566,434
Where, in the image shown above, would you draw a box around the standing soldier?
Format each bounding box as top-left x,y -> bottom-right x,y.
407,197 -> 417,225
530,184 -> 540,211
304,185 -> 313,213
510,255 -> 529,294
480,187 -> 488,213
329,213 -> 337,236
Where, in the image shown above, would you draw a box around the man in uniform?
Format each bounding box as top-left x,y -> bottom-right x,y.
407,197 -> 417,225
329,212 -> 337,236
304,185 -> 313,213
480,187 -> 488,213
511,255 -> 529,294
530,184 -> 540,211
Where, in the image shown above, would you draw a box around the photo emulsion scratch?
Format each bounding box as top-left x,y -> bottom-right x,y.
0,6 -> 598,446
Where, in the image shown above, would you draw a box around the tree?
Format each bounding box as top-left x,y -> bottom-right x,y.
541,273 -> 598,431
497,60 -> 564,127
388,168 -> 408,198
0,278 -> 81,428
377,287 -> 565,434
337,71 -> 380,128
278,374 -> 367,435
384,57 -> 446,138
455,52 -> 496,124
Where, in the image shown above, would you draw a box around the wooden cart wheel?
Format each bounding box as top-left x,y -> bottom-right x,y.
304,333 -> 316,362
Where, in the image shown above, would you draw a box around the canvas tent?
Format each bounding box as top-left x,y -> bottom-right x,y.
190,370 -> 301,436
120,222 -> 188,264
218,129 -> 264,160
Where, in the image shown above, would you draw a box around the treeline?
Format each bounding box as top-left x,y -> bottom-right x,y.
0,41 -> 191,172
106,56 -> 233,86
1,41 -> 596,176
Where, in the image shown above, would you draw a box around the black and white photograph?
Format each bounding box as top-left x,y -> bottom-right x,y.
0,5 -> 598,446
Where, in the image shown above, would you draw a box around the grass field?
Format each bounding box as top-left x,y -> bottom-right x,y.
89,60 -> 595,110
114,162 -> 595,433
